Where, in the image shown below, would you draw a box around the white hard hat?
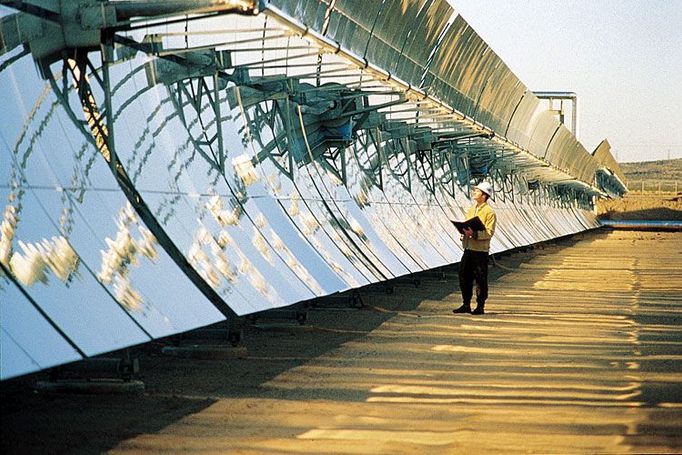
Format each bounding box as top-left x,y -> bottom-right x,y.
474,181 -> 494,200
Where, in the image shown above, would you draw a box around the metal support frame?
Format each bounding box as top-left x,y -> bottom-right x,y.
383,137 -> 412,193
245,99 -> 296,180
48,353 -> 139,383
432,147 -> 458,199
43,41 -> 241,324
498,169 -> 515,203
246,308 -> 307,326
168,74 -> 227,173
413,148 -> 435,195
353,128 -> 384,190
533,91 -> 578,138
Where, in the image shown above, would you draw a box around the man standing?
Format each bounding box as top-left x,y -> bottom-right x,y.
453,181 -> 496,315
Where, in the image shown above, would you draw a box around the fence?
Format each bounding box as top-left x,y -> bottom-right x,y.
627,180 -> 681,194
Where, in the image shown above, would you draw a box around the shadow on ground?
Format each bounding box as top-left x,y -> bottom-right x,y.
0,386 -> 215,454
601,207 -> 682,221
0,231 -> 594,454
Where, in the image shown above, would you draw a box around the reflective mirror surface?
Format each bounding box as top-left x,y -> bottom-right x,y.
1,1 -> 612,379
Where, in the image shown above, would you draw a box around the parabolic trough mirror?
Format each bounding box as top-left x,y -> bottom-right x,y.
0,0 -> 627,380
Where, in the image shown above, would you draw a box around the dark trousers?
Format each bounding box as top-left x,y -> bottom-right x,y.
458,249 -> 489,307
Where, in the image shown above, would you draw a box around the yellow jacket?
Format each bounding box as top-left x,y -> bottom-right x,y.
461,202 -> 496,252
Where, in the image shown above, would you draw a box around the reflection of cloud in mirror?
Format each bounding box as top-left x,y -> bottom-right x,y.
252,228 -> 274,264
2,203 -> 80,286
202,264 -> 222,289
8,237 -> 80,286
300,212 -> 320,236
113,275 -> 143,312
267,172 -> 282,193
137,226 -> 159,261
308,236 -> 359,288
289,193 -> 300,217
9,242 -> 47,285
188,226 -> 274,300
327,170 -> 343,187
348,217 -> 366,239
188,242 -> 208,265
97,204 -> 158,311
43,237 -> 79,281
328,228 -> 353,259
232,154 -> 259,186
188,230 -> 223,289
1,204 -> 18,268
249,270 -> 270,300
237,251 -> 252,275
237,251 -> 273,301
269,229 -> 323,295
271,232 -> 285,251
354,187 -> 370,207
254,213 -> 267,229
284,198 -> 358,287
212,245 -> 238,283
206,195 -> 239,226
196,226 -> 213,246
217,230 -> 233,248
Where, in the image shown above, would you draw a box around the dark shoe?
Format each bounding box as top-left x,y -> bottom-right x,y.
453,305 -> 472,314
472,306 -> 485,315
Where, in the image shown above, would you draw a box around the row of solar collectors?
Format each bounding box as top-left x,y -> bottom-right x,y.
593,140 -> 627,185
0,8 -> 597,380
266,0 -> 601,185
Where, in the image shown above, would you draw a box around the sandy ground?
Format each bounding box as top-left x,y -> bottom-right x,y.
597,193 -> 682,220
2,229 -> 681,454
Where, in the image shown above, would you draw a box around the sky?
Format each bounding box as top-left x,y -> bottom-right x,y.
450,0 -> 682,163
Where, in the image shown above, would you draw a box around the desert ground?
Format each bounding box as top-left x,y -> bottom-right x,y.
2,229 -> 681,454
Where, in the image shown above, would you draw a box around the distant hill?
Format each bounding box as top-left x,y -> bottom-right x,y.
619,158 -> 682,182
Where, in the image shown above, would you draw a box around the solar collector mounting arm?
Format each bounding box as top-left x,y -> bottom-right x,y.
261,2 -> 604,196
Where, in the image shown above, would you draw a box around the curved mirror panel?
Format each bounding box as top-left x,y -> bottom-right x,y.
0,278 -> 82,380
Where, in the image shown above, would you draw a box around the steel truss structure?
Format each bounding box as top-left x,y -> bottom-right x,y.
0,0 -> 626,380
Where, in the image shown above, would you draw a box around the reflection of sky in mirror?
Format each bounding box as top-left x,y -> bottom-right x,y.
237,101 -> 375,288
348,138 -> 438,270
306,160 -> 399,279
345,155 -> 424,273
380,158 -> 451,267
312,153 -> 414,276
370,174 -> 446,269
235,105 -> 350,294
405,151 -> 462,262
1,279 -> 83,379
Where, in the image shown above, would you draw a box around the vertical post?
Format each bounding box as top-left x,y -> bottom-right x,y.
572,95 -> 577,138
558,99 -> 565,125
